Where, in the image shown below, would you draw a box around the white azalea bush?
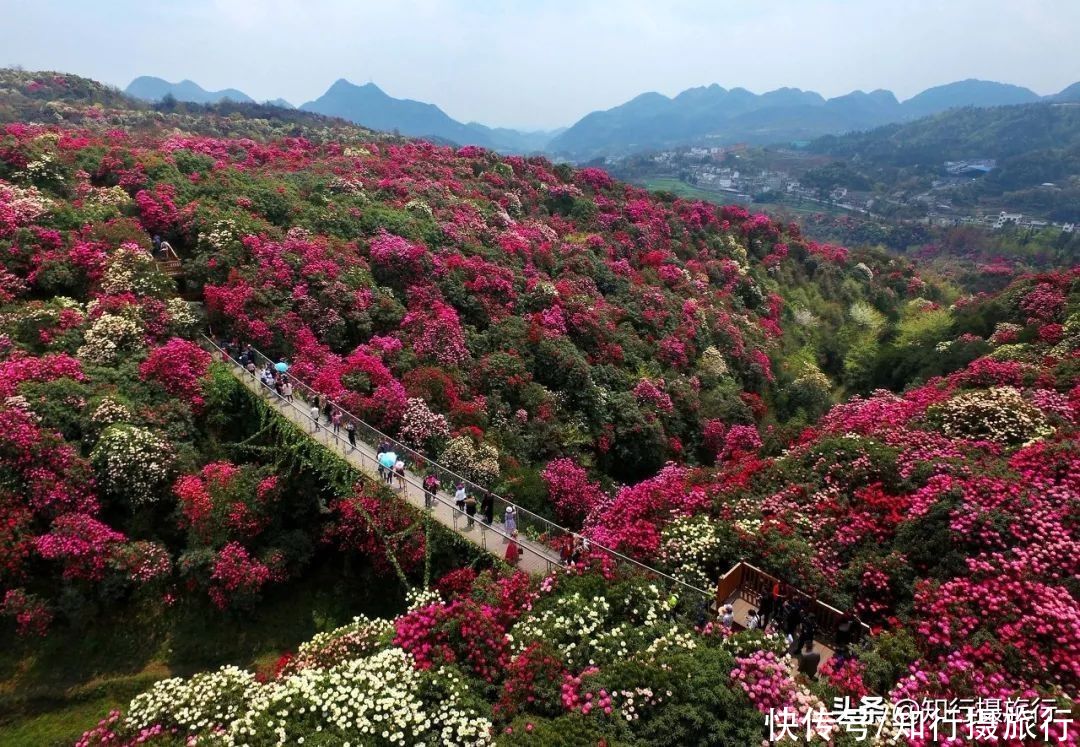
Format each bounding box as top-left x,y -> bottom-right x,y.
439,435 -> 500,486
90,424 -> 174,505
77,312 -> 143,365
124,648 -> 492,746
660,514 -> 722,590
929,386 -> 1053,445
697,345 -> 729,380
99,242 -> 174,297
280,615 -> 394,675
124,665 -> 257,736
398,397 -> 450,452
509,584 -> 692,670
166,297 -> 200,335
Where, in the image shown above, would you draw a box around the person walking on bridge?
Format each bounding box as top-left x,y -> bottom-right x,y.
505,531 -> 521,564
464,493 -> 477,529
423,472 -> 440,509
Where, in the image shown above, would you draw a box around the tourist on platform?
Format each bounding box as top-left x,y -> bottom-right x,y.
323,397 -> 333,423
481,491 -> 494,525
394,458 -> 406,492
835,612 -> 854,650
569,536 -> 585,565
309,402 -> 320,432
797,641 -> 821,679
797,613 -> 817,652
746,608 -> 761,630
759,587 -> 776,629
378,452 -> 397,484
720,604 -> 734,629
376,442 -> 387,480
345,420 -> 357,450
331,408 -> 342,434
281,380 -> 293,403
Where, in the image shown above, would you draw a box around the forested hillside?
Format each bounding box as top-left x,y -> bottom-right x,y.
808,103 -> 1080,220
0,70 -> 1075,745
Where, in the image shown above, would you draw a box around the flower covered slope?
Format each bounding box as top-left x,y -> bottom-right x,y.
0,70 -> 1076,745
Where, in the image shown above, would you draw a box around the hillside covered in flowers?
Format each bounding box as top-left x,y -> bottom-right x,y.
0,70 -> 1076,745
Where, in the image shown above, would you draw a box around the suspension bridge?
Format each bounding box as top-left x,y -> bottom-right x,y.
200,335 -> 714,600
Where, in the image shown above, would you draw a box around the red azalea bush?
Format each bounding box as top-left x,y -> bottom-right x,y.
324,482 -> 426,575
139,337 -> 212,412
541,457 -> 606,526
207,541 -> 271,610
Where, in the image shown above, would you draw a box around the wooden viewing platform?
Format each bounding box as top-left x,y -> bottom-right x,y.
715,561 -> 871,665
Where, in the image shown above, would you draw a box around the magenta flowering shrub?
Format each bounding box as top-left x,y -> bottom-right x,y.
583,463 -> 708,557
730,650 -> 799,714
402,291 -> 469,367
0,351 -> 83,397
541,457 -> 606,526
367,230 -> 427,273
324,482 -> 426,575
1,588 -> 52,636
34,512 -> 125,581
139,337 -> 212,413
207,541 -> 271,610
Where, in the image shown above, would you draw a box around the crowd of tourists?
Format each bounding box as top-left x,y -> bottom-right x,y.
717,582 -> 860,681
217,336 -> 532,566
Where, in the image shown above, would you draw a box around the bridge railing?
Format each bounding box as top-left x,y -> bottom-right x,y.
202,333 -> 715,602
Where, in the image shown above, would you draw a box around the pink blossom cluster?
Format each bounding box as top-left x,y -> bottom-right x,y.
139,337 -> 213,412
207,542 -> 271,609
730,650 -> 800,714
541,457 -> 606,526
583,463 -> 708,557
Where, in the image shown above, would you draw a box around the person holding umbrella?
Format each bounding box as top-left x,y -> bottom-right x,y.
274,359 -> 289,374
378,451 -> 397,484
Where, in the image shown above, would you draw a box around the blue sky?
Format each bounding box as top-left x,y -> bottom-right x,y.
2,0 -> 1078,129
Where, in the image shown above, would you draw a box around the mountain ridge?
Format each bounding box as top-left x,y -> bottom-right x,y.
124,75 -> 1079,158
126,76 -> 256,105
548,78 -> 1057,159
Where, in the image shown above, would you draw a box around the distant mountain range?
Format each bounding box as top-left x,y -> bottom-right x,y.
126,76 -> 291,109
126,76 -> 1079,159
549,79 -> 1080,160
297,79 -> 559,153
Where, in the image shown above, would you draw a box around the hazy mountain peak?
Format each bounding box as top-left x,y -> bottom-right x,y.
126,76 -> 255,104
